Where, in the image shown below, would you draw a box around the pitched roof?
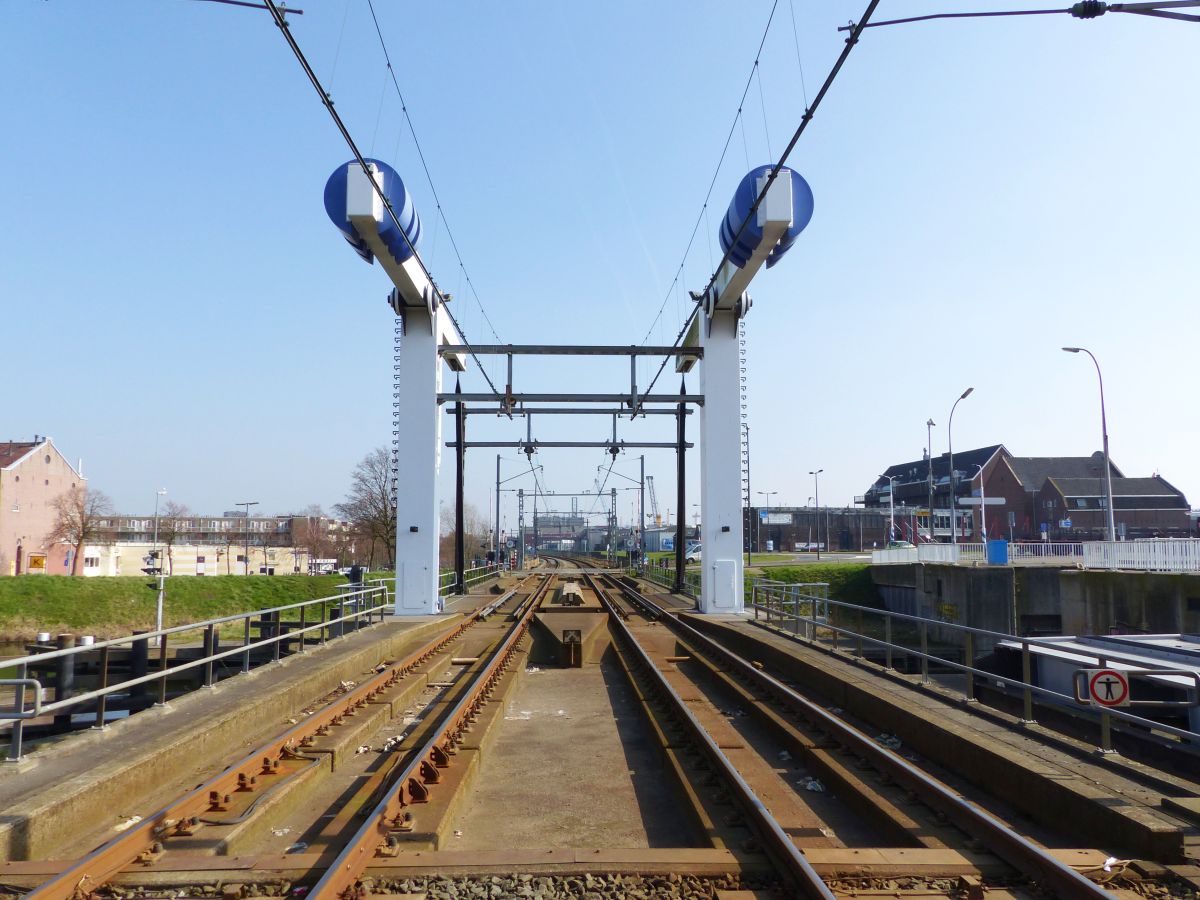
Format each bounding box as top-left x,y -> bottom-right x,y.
877,444 -> 1006,487
1008,453 -> 1123,490
0,441 -> 39,469
1051,476 -> 1188,501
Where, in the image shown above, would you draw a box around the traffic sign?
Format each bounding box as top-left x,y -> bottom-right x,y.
1086,668 -> 1130,707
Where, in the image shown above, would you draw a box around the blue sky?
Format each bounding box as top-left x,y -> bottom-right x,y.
3,1 -> 1196,533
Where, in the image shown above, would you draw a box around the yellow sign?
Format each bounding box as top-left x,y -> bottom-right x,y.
28,554 -> 47,572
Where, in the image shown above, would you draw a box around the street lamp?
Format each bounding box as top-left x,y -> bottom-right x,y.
754,490 -> 777,556
947,387 -> 974,545
237,501 -> 259,575
925,419 -> 936,542
808,470 -> 823,560
879,474 -> 897,542
151,488 -> 167,570
1063,347 -> 1117,542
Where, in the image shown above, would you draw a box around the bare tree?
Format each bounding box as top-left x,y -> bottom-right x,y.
47,486 -> 113,576
157,500 -> 191,575
439,502 -> 491,566
334,448 -> 396,564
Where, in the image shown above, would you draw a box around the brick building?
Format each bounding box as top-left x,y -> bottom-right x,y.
0,436 -> 86,575
863,446 -> 1190,542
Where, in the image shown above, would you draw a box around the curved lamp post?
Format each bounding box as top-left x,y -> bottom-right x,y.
947,387 -> 974,545
1063,347 -> 1116,541
809,470 -> 823,559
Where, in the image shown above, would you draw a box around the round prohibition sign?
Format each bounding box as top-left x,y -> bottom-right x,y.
1088,668 -> 1130,707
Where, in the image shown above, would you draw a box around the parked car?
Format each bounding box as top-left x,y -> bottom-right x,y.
886,540 -> 915,549
685,543 -> 702,562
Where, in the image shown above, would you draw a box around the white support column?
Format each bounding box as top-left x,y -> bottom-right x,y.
393,306 -> 442,614
699,308 -> 744,613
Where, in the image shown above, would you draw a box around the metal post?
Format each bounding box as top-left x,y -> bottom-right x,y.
454,379 -> 466,594
674,381 -> 686,594
639,454 -> 646,570
494,454 -> 501,566
919,621 -> 929,683
810,470 -> 823,560
884,615 -> 893,670
53,634 -> 76,734
926,419 -> 936,542
298,602 -> 307,650
203,624 -> 217,687
964,631 -> 975,702
1021,640 -> 1035,723
94,645 -> 111,729
157,634 -> 169,706
947,387 -> 973,546
242,618 -> 252,674
7,662 -> 27,761
517,489 -> 525,570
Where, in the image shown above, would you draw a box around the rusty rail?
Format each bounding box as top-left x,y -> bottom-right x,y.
307,573 -> 556,900
585,573 -> 835,899
608,576 -> 1117,900
26,574 -> 542,900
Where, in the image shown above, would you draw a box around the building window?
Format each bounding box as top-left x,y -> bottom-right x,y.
197,555 -> 206,564
44,454 -> 51,463
13,476 -> 18,482
83,556 -> 100,568
45,479 -> 49,486
1075,499 -> 1087,508
236,554 -> 246,562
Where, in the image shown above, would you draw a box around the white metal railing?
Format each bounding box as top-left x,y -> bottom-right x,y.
1084,539 -> 1200,572
0,585 -> 390,761
437,563 -> 501,595
1008,542 -> 1084,562
747,579 -> 1199,755
872,547 -> 919,564
871,539 -> 1200,572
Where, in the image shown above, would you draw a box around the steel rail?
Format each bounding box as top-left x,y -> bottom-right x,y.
584,574 -> 835,900
612,579 -> 1117,900
308,573 -> 556,900
26,576 -> 540,900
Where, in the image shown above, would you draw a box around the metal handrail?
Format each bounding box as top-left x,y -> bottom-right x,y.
750,580 -> 1200,753
2,585 -> 390,761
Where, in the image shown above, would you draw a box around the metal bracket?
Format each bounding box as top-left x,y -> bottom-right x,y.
0,679 -> 42,720
1071,668 -> 1200,708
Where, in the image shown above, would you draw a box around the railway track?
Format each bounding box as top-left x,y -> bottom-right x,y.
587,572 -> 1120,899
10,561 -> 1187,899
24,572 -> 557,900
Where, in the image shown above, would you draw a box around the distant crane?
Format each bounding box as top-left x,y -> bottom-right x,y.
646,475 -> 662,526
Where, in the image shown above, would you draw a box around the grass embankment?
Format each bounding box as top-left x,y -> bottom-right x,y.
0,575 -> 350,641
747,563 -> 880,606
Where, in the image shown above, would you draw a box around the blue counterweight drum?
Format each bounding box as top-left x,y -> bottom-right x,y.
718,164 -> 814,269
323,158 -> 422,265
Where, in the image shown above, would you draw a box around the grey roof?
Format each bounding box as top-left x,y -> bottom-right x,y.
0,441 -> 38,469
1008,452 -> 1123,490
1050,476 -> 1188,501
877,444 -> 1006,488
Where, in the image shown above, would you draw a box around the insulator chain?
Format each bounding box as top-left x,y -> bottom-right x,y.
391,317 -> 402,490
739,319 -> 750,507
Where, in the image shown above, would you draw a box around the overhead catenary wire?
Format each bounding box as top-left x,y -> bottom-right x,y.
363,0 -> 505,347
837,0 -> 1200,30
632,0 -> 883,418
638,0 -> 782,348
261,0 -> 504,400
